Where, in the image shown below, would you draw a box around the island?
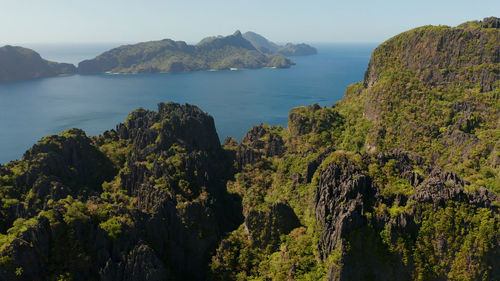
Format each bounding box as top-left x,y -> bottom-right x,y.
243,31 -> 318,56
77,31 -> 295,74
0,45 -> 76,83
0,17 -> 498,281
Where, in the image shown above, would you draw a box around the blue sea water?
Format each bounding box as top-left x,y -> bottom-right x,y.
0,43 -> 376,164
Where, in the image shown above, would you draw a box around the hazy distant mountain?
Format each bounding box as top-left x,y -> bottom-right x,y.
277,43 -> 317,56
0,45 -> 76,83
243,31 -> 317,56
242,31 -> 280,54
78,31 -> 294,74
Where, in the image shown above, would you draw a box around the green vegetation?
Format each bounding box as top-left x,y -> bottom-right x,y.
99,215 -> 133,240
0,45 -> 76,83
208,18 -> 500,280
412,203 -> 498,280
78,31 -> 294,74
0,18 -> 498,281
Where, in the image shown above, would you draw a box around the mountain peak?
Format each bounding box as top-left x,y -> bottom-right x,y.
482,16 -> 500,28
195,31 -> 256,51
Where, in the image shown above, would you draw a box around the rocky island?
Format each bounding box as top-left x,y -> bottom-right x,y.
0,17 -> 499,281
77,31 -> 294,74
0,46 -> 76,83
243,31 -> 318,56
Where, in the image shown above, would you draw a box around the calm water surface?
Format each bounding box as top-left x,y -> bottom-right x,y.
0,43 -> 376,163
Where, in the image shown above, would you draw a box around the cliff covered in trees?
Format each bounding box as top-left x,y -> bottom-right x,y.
0,17 -> 499,281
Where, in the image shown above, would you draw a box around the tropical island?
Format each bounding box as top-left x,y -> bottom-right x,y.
77,31 -> 296,74
0,17 -> 498,281
0,31 -> 318,82
0,46 -> 75,83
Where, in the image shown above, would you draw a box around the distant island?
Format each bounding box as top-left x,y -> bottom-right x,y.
243,31 -> 318,56
0,31 -> 317,81
0,46 -> 75,83
78,31 -> 295,74
0,17 -> 498,281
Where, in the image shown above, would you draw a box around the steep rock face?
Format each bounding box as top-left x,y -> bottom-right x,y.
315,160 -> 375,259
0,216 -> 51,281
207,18 -> 499,280
23,129 -> 116,194
314,151 -> 499,281
482,16 -> 500,28
245,202 -> 300,251
0,45 -> 76,83
236,124 -> 285,167
306,147 -> 335,183
100,242 -> 168,281
364,17 -> 499,91
1,17 -> 499,281
0,129 -> 116,232
411,168 -> 499,209
351,18 -> 499,195
107,103 -> 242,280
0,103 -> 243,281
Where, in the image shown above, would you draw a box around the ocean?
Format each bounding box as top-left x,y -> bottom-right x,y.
0,43 -> 376,164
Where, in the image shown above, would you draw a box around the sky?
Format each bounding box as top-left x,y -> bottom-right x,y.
1,0 -> 498,45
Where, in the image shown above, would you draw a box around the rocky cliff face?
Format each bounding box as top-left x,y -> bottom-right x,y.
364,19 -> 499,91
0,103 -> 242,281
208,17 -> 499,281
315,160 -> 375,259
0,45 -> 76,83
350,17 -> 500,193
314,151 -> 499,280
0,128 -> 116,233
0,17 -> 499,281
235,124 -> 285,167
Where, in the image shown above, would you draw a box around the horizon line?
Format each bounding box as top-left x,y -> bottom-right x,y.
5,40 -> 382,46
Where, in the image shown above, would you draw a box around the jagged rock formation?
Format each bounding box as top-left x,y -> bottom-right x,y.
0,17 -> 499,281
235,124 -> 285,167
315,160 -> 375,259
0,45 -> 76,83
315,151 -> 499,280
0,129 -> 116,232
78,31 -> 294,74
209,17 -> 499,281
364,20 -> 499,92
0,103 -> 242,281
482,16 -> 500,28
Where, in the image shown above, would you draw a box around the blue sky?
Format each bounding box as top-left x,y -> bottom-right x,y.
1,0 -> 498,44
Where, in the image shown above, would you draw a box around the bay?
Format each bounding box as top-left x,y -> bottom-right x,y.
0,43 -> 376,164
